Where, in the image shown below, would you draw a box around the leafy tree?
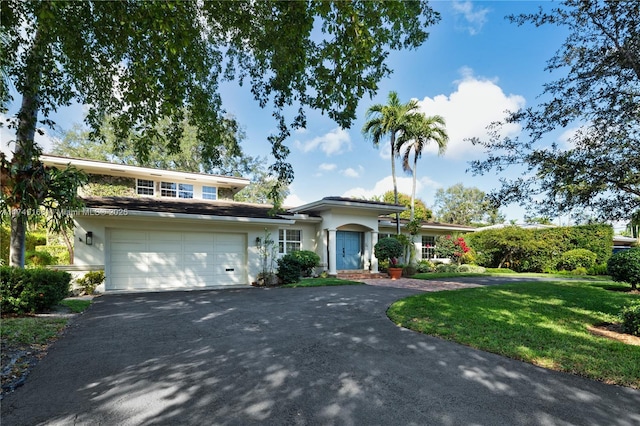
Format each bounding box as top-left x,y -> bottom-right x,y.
52,121 -> 288,203
434,184 -> 504,226
377,191 -> 433,222
470,0 -> 639,222
397,113 -> 448,221
362,91 -> 422,234
2,1 -> 439,266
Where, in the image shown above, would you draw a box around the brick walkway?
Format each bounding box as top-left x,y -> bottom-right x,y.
358,277 -> 481,292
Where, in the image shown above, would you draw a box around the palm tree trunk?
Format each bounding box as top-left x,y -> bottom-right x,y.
410,153 -> 417,222
390,133 -> 400,235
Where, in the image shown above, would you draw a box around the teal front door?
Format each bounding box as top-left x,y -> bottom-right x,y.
336,231 -> 362,270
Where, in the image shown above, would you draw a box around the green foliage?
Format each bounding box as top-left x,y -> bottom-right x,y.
289,250 -> 320,277
434,235 -> 470,265
587,263 -> 609,276
0,266 -> 71,314
571,267 -> 588,276
402,265 -> 417,277
76,270 -> 105,295
276,254 -> 302,285
417,259 -> 435,273
607,248 -> 640,290
466,224 -> 613,273
25,250 -> 56,267
558,249 -> 597,271
25,232 -> 46,251
1,224 -> 9,265
374,237 -> 404,265
5,1 -> 439,214
620,303 -> 640,337
378,191 -> 432,221
434,264 -> 486,274
36,245 -> 70,265
470,1 -> 639,220
434,183 -> 504,225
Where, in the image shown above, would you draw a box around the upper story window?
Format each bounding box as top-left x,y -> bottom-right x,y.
279,229 -> 301,254
202,186 -> 217,200
178,183 -> 193,199
160,182 -> 176,197
137,179 -> 154,196
422,236 -> 436,259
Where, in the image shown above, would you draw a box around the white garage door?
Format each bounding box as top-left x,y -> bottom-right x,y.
107,229 -> 247,291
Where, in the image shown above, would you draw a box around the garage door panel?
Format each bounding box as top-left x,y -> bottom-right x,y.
108,230 -> 246,291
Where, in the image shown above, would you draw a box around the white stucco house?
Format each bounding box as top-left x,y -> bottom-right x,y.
42,155 -> 472,292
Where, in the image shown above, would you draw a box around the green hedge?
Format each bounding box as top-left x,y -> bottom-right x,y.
466,224 -> 613,273
0,267 -> 71,314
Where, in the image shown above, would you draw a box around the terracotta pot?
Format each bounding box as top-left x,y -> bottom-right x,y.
388,267 -> 403,280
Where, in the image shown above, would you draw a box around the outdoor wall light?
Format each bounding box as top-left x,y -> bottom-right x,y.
85,232 -> 93,246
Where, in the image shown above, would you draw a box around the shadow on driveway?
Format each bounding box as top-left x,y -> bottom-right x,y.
2,286 -> 639,425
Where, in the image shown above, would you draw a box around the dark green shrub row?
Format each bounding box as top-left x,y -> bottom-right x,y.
1,266 -> 71,314
466,224 -> 613,273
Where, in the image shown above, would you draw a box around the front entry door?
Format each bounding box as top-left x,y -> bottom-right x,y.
336,231 -> 362,270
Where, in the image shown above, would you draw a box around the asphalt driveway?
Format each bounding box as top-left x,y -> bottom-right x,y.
2,285 -> 639,425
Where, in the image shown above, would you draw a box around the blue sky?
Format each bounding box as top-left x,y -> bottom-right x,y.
2,1 -> 573,223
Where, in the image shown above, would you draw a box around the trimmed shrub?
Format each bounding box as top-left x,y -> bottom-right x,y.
587,263 -> 609,276
466,224 -> 613,273
25,250 -> 56,267
402,265 -> 417,277
290,250 -> 320,277
458,264 -> 486,273
277,254 -> 302,284
607,248 -> 640,290
76,270 -> 105,295
619,303 -> 640,336
417,260 -> 435,273
435,264 -> 458,273
558,249 -> 597,271
571,267 -> 588,275
374,237 -> 403,265
1,266 -> 71,314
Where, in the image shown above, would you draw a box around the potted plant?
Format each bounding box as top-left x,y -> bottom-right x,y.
374,237 -> 404,280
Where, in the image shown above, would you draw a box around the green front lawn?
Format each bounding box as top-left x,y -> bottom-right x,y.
387,280 -> 640,388
282,277 -> 364,288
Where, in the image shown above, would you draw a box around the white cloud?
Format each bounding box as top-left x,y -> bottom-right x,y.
341,165 -> 363,178
342,175 -> 440,199
284,193 -> 307,207
452,1 -> 490,35
416,70 -> 525,160
295,127 -> 351,156
318,163 -> 337,172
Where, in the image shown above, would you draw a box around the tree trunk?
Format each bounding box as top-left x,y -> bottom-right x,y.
61,229 -> 74,264
9,210 -> 26,267
390,133 -> 400,235
9,26 -> 43,268
410,154 -> 417,221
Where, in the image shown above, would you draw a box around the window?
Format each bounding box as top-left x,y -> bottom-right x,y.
178,183 -> 194,199
137,179 -> 154,196
160,182 -> 176,197
422,236 -> 436,259
202,186 -> 217,200
279,229 -> 301,254
379,233 -> 392,240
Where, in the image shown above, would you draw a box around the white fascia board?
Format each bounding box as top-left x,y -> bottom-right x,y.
41,155 -> 249,188
290,199 -> 405,214
277,214 -> 323,223
75,209 -> 295,225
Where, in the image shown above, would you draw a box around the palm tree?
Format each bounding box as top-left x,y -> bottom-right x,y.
397,113 -> 448,221
362,91 -> 420,234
